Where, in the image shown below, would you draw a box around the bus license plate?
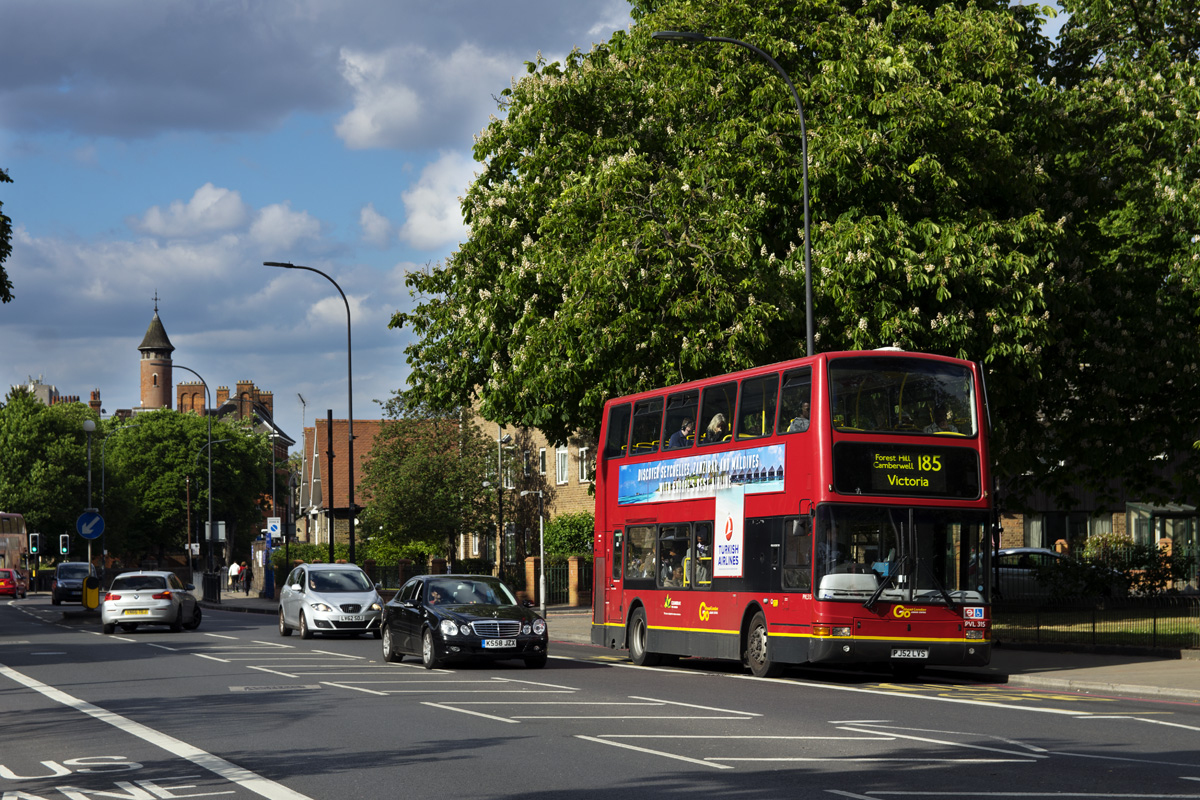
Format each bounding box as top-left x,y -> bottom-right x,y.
482,639 -> 516,649
891,648 -> 928,659
339,615 -> 365,622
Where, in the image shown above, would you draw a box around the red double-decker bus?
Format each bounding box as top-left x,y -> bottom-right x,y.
591,349 -> 994,678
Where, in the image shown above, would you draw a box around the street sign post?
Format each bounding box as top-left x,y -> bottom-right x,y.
76,512 -> 104,540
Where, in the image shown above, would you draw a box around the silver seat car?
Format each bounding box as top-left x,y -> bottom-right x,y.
101,571 -> 201,633
278,563 -> 383,639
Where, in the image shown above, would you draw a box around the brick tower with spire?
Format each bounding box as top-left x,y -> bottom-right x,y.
138,293 -> 175,410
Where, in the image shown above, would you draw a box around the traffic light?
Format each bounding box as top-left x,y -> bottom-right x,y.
59,534 -> 69,555
29,533 -> 39,555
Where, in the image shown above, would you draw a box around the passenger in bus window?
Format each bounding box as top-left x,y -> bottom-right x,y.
663,565 -> 684,588
924,405 -> 958,433
667,418 -> 694,449
704,413 -> 728,443
787,401 -> 811,433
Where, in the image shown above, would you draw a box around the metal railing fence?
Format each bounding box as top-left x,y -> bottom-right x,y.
993,594 -> 1200,650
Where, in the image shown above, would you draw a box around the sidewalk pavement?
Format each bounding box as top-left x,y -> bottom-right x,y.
199,589 -> 1200,702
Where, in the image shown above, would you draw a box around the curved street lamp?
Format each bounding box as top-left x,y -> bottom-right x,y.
175,364 -> 220,599
264,261 -> 357,563
652,31 -> 815,357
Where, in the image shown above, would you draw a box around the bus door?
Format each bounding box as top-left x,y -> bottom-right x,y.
601,528 -> 625,627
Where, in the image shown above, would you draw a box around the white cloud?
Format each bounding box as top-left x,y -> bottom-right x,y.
249,203 -> 321,251
131,183 -> 249,238
398,151 -> 476,250
359,202 -> 393,247
334,42 -> 513,150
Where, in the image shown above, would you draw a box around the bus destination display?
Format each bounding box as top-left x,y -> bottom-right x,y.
832,443 -> 980,499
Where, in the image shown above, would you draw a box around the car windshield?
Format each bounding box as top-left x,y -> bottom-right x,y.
427,578 -> 517,606
308,569 -> 373,593
58,565 -> 90,579
112,575 -> 168,591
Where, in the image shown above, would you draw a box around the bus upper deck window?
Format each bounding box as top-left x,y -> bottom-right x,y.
737,374 -> 779,439
699,382 -> 736,445
630,398 -> 664,455
662,390 -> 699,451
779,369 -> 812,435
603,404 -> 632,459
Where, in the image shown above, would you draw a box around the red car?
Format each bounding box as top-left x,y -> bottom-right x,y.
0,568 -> 29,598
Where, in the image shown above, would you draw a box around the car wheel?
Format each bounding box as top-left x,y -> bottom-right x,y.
170,607 -> 184,633
299,612 -> 313,640
184,605 -> 202,631
382,626 -> 402,663
102,623 -> 116,634
627,608 -> 661,667
524,653 -> 548,669
745,611 -> 784,678
278,608 -> 292,637
421,628 -> 442,670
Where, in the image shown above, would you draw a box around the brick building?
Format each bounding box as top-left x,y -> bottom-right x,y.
296,418 -> 383,548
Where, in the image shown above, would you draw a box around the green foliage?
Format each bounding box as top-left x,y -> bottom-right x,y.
393,0 -> 1200,509
271,542 -> 352,575
358,411 -> 495,562
0,388 -> 99,537
543,511 -> 595,557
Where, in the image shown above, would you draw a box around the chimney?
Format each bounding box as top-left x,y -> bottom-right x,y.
89,390 -> 102,414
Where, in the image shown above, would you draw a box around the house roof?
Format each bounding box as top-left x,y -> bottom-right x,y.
137,312 -> 175,354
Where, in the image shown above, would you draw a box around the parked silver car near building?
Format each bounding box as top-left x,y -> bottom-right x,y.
278,563 -> 384,639
101,571 -> 202,633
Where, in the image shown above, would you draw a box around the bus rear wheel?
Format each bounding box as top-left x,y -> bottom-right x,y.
745,612 -> 784,678
627,608 -> 662,667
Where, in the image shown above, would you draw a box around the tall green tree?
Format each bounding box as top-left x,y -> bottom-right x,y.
395,0 -> 1200,508
0,388 -> 98,539
359,404 -> 495,565
102,410 -> 270,562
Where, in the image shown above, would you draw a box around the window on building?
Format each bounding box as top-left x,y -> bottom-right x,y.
556,446 -> 569,485
539,448 -> 546,475
578,447 -> 591,483
471,532 -> 480,556
503,463 -> 515,490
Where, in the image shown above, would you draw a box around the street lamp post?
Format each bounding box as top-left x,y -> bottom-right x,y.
83,419 -> 96,568
497,428 -> 512,575
176,364 -> 220,601
652,31 -> 815,357
264,261 -> 357,563
519,489 -> 545,616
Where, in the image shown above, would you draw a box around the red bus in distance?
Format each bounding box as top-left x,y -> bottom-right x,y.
591,349 -> 994,678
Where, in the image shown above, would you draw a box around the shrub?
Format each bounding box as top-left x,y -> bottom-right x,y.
543,511 -> 594,557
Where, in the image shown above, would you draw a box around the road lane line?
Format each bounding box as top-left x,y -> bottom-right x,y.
629,695 -> 760,716
320,680 -> 386,696
836,726 -> 1048,759
421,702 -> 519,723
574,735 -> 732,769
0,664 -> 313,800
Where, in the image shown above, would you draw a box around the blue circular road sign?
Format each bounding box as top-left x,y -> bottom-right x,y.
76,511 -> 105,540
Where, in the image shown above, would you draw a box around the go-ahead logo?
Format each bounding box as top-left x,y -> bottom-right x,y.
699,602 -> 719,621
892,605 -> 926,619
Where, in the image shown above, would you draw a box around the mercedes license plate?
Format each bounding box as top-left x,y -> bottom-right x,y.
482,639 -> 516,649
339,615 -> 365,622
890,648 -> 928,659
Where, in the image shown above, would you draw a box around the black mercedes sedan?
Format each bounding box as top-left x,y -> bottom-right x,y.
381,574 -> 548,669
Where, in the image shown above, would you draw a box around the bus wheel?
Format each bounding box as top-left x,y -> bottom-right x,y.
746,612 -> 784,678
627,608 -> 662,667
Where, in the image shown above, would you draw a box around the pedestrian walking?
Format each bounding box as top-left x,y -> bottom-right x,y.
227,561 -> 240,592
241,561 -> 252,595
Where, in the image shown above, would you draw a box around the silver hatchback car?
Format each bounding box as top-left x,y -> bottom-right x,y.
101,571 -> 202,633
278,563 -> 383,639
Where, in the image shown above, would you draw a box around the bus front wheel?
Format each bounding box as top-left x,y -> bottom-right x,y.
745,612 -> 785,678
627,608 -> 662,667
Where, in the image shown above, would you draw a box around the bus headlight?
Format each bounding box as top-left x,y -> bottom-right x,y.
965,630 -> 985,640
832,627 -> 852,637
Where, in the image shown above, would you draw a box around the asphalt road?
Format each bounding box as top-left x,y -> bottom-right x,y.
4,596 -> 1200,800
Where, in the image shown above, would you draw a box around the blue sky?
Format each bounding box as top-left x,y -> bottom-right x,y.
1,0 -> 632,447
1,1 -> 1065,451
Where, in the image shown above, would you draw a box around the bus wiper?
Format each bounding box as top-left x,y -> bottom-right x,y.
925,570 -> 958,612
863,555 -> 907,611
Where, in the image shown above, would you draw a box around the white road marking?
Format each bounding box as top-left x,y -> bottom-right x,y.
320,681 -> 386,696
836,725 -> 1044,759
575,735 -> 732,769
629,694 -> 759,716
0,664 -> 313,800
421,702 -> 519,723
203,633 -> 240,640
1083,716 -> 1200,733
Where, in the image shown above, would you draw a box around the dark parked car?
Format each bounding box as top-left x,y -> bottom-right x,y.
0,568 -> 28,598
51,562 -> 98,605
381,574 -> 548,670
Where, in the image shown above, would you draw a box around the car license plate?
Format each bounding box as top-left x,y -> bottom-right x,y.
339,615 -> 366,622
890,648 -> 928,659
124,609 -> 149,616
482,639 -> 516,649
